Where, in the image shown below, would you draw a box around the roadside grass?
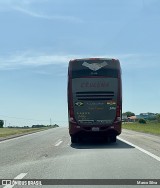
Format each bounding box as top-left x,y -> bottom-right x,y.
0,127 -> 50,138
122,122 -> 160,136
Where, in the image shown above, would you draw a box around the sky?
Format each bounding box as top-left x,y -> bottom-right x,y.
0,0 -> 160,127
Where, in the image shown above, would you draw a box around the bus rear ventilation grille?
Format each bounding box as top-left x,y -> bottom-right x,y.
76,91 -> 114,101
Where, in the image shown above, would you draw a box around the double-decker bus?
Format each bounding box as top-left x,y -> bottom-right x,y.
67,58 -> 122,143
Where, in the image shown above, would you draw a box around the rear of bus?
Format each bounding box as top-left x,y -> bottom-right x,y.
68,58 -> 122,143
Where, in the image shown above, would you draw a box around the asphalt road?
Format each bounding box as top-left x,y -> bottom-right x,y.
0,127 -> 160,188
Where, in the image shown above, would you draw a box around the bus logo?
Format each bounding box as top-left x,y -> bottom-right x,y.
75,102 -> 84,106
82,61 -> 108,71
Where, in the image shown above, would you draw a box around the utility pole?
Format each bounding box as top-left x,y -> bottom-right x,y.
50,118 -> 52,126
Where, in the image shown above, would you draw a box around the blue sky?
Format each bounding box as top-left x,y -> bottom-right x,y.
0,0 -> 160,127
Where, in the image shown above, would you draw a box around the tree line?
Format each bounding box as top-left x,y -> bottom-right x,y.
0,120 -> 59,128
122,111 -> 160,123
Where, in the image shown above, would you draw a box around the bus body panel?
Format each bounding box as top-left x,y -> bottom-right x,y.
72,78 -> 118,125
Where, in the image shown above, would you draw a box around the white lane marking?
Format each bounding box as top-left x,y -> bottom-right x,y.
3,173 -> 27,188
55,139 -> 63,146
118,137 -> 160,162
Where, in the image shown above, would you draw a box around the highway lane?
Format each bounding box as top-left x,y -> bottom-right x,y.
0,127 -> 160,188
119,129 -> 160,158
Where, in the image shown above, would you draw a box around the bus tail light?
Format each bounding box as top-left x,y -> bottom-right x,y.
116,105 -> 121,121
69,105 -> 76,123
69,117 -> 76,123
70,105 -> 74,117
116,105 -> 120,116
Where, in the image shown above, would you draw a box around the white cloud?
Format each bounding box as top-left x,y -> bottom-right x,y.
13,6 -> 83,22
117,53 -> 160,70
0,0 -> 83,23
0,52 -> 159,71
0,0 -> 33,11
0,52 -> 80,70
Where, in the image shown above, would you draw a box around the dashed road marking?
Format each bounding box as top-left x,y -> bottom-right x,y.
3,173 -> 27,188
55,139 -> 63,146
118,137 -> 160,162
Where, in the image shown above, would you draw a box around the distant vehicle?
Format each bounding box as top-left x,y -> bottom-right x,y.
67,58 -> 122,143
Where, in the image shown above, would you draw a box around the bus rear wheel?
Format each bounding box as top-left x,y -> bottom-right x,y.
71,135 -> 78,143
110,135 -> 116,143
107,135 -> 116,143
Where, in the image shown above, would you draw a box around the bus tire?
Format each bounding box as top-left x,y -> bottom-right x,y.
71,135 -> 78,143
110,135 -> 116,143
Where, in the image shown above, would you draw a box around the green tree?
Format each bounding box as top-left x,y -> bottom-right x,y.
54,124 -> 59,127
0,120 -> 4,128
123,111 -> 135,117
156,114 -> 160,123
139,119 -> 146,124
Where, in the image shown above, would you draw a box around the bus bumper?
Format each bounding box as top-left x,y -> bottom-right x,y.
69,121 -> 122,137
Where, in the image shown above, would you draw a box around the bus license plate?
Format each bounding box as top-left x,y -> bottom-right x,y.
92,127 -> 99,131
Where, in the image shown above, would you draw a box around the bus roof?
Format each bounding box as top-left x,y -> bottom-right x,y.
70,58 -> 119,62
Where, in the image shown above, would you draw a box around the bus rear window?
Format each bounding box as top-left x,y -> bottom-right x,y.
71,60 -> 119,78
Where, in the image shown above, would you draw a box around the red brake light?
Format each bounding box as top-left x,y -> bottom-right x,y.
116,105 -> 120,117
